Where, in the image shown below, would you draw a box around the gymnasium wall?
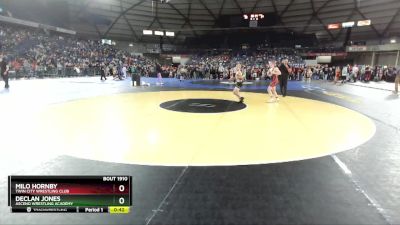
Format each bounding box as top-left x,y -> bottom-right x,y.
375,52 -> 398,66
349,52 -> 399,66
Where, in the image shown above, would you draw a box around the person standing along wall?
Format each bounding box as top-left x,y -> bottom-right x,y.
306,66 -> 313,84
394,67 -> 400,94
364,66 -> 371,82
341,65 -> 349,83
122,65 -> 127,79
351,64 -> 359,83
156,63 -> 163,85
129,64 -> 139,86
100,63 -> 107,81
0,56 -> 9,89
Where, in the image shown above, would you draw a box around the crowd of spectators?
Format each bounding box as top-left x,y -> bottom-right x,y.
0,24 -> 307,81
165,49 -> 304,80
170,52 -> 398,83
0,24 -> 155,78
292,64 -> 398,83
0,24 -> 397,84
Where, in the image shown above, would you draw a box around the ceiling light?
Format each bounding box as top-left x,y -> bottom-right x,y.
357,20 -> 371,26
154,31 -> 164,36
143,30 -> 153,35
165,31 -> 175,37
342,21 -> 355,28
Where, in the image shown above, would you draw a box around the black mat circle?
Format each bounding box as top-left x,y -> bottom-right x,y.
160,99 -> 246,113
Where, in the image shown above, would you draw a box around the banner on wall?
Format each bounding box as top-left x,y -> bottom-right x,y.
305,59 -> 318,66
348,46 -> 368,52
317,56 -> 332,64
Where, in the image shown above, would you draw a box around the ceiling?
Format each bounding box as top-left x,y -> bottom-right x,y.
67,0 -> 400,43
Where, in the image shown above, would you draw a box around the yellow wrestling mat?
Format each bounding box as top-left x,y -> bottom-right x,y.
2,91 -> 376,166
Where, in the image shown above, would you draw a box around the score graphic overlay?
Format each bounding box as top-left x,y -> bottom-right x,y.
8,176 -> 132,213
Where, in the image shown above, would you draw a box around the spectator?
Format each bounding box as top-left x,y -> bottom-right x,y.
342,65 -> 349,83
0,55 -> 10,88
394,67 -> 400,94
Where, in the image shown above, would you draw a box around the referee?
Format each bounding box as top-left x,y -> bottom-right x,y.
278,58 -> 291,97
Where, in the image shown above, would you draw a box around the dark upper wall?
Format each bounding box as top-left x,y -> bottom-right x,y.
0,0 -> 70,28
